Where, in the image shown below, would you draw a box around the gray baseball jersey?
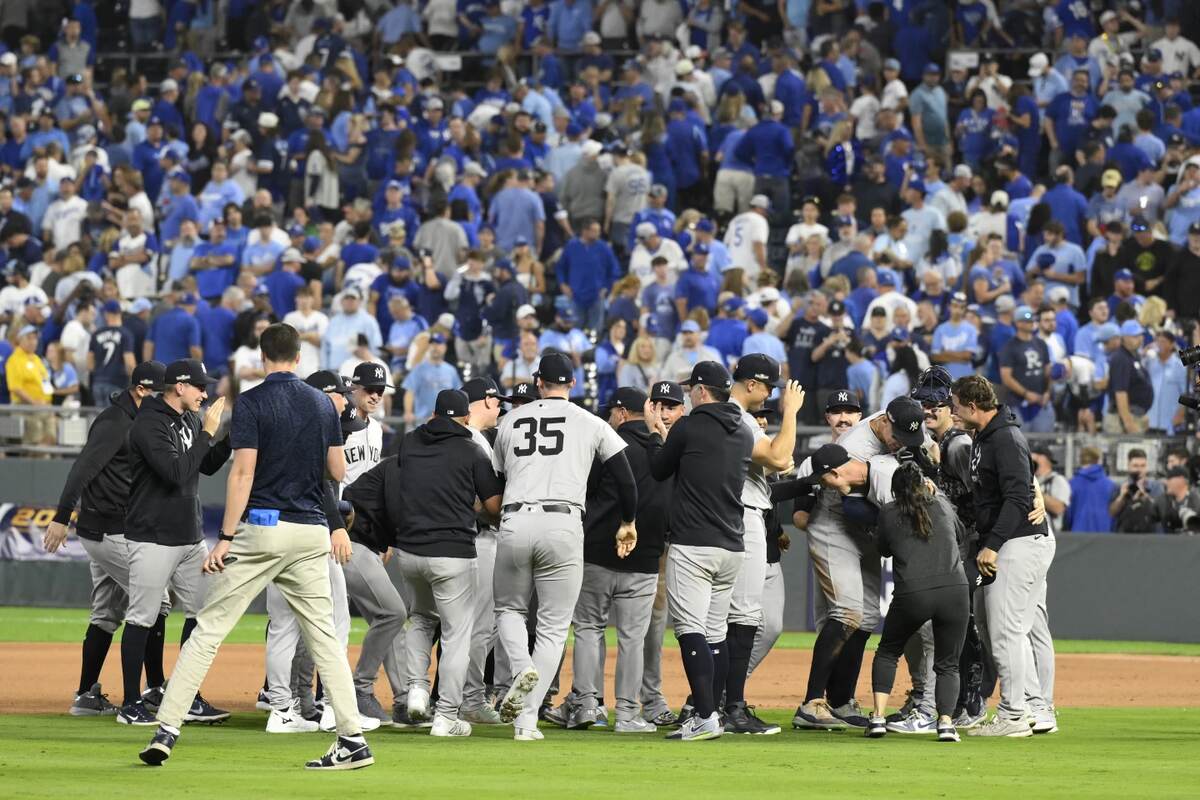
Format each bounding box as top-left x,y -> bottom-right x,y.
492,399 -> 626,508
735,401 -> 772,511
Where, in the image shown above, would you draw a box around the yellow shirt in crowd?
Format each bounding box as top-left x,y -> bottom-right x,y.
6,348 -> 52,405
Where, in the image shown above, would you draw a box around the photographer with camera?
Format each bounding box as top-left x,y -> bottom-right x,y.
1153,467 -> 1200,534
1107,448 -> 1163,534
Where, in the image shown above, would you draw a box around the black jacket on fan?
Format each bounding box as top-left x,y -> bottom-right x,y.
584,420 -> 670,574
53,390 -> 140,538
647,401 -> 753,552
125,396 -> 232,546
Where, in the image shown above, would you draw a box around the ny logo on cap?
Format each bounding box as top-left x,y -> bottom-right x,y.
658,383 -> 670,394
909,421 -> 920,432
374,366 -> 385,380
516,385 -> 528,395
838,391 -> 849,403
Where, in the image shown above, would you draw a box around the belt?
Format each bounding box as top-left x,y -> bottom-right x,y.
503,503 -> 576,515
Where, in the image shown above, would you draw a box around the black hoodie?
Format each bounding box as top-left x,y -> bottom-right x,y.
647,401 -> 753,551
344,456 -> 400,553
970,405 -> 1043,551
53,390 -> 141,538
584,420 -> 670,573
125,396 -> 233,546
394,416 -> 504,558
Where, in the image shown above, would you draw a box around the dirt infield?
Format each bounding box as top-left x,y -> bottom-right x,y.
2,642 -> 1196,714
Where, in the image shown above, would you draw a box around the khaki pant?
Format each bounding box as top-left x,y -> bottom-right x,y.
1102,412 -> 1148,435
154,521 -> 360,736
713,169 -> 755,217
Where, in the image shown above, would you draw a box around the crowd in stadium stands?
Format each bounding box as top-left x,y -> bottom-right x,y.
1,1 -> 1200,530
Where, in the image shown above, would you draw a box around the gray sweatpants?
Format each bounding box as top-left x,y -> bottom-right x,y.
494,509 -> 584,731
399,549 -> 475,719
265,559 -> 350,709
80,534 -> 170,633
463,530 -> 497,711
342,545 -> 408,698
639,550 -> 671,719
982,533 -> 1055,720
747,560 -> 785,677
570,563 -> 657,722
124,540 -> 208,628
902,622 -> 937,716
728,510 -> 767,627
666,544 -> 743,643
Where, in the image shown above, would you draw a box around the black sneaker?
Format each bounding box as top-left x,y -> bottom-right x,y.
139,725 -> 178,766
184,693 -> 230,724
723,702 -> 781,735
117,701 -> 158,726
865,716 -> 887,738
140,685 -> 165,713
305,737 -> 375,771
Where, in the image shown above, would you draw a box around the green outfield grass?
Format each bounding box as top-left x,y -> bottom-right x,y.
0,709 -> 1195,799
3,606 -> 1199,656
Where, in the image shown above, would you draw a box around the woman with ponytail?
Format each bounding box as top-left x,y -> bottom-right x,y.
865,462 -> 970,743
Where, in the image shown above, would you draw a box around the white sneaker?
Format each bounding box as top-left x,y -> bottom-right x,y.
1030,707 -> 1059,734
430,714 -> 472,737
318,704 -> 382,732
407,687 -> 431,722
498,666 -> 540,724
968,715 -> 1034,738
514,725 -> 544,741
885,709 -> 937,734
266,703 -> 319,734
461,704 -> 503,725
615,717 -> 657,734
679,712 -> 722,741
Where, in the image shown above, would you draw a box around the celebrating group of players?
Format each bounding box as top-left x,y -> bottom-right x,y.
47,321 -> 1056,769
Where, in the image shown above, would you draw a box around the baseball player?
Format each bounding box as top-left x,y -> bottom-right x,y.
119,359 -> 232,726
719,355 -> 804,734
643,361 -> 753,741
792,396 -> 927,730
490,352 -> 638,741
43,362 -> 168,717
638,380 -> 686,727
394,389 -> 504,737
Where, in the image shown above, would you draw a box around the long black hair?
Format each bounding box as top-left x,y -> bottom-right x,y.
891,462 -> 934,540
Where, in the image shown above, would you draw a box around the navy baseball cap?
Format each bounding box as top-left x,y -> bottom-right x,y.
305,370 -> 354,395
825,389 -> 861,412
351,361 -> 393,389
650,380 -> 685,406
1130,217 -> 1150,232
680,360 -> 733,390
164,358 -> 218,387
733,353 -> 783,388
924,63 -> 941,75
131,360 -> 166,391
462,376 -> 502,403
885,396 -> 925,448
508,381 -> 537,405
435,389 -> 470,418
800,443 -> 852,485
603,386 -> 648,414
534,352 -> 575,384
101,299 -> 122,314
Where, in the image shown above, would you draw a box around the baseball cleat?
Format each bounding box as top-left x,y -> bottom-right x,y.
830,699 -> 870,728
565,705 -> 595,730
117,701 -> 158,726
540,703 -> 568,727
138,725 -> 178,766
968,715 -> 1034,738
937,722 -> 961,742
255,689 -> 272,712
139,685 -> 164,714
356,693 -> 393,727
70,683 -> 117,716
267,702 -> 320,733
461,704 -> 503,725
643,708 -> 679,727
677,711 -> 723,741
514,726 -> 544,741
430,714 -> 472,737
499,667 -> 539,724
318,704 -> 382,732
615,717 -> 657,734
726,703 -> 781,735
1030,707 -> 1059,734
886,709 -> 937,734
184,694 -> 230,724
864,716 -> 887,738
792,699 -> 848,730
305,737 -> 374,770
406,687 -> 432,722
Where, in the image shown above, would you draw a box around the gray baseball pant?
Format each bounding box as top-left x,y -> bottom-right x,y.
666,544 -> 742,643
639,550 -> 671,719
728,510 -> 767,627
124,540 -> 208,628
1028,536 -> 1056,709
570,563 -> 657,722
463,530 -> 497,711
982,533 -> 1055,720
807,528 -> 882,632
493,509 -> 584,731
399,550 -> 475,719
265,559 -> 350,709
747,560 -> 784,676
80,534 -> 169,632
342,545 -> 408,698
902,622 -> 938,717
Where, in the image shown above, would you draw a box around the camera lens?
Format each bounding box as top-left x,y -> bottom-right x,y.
1181,346 -> 1200,368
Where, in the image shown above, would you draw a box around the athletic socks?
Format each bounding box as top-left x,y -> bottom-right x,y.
677,633 -> 716,719
724,623 -> 758,708
709,640 -> 729,713
121,623 -> 152,705
826,630 -> 871,707
144,614 -> 167,689
78,624 -> 114,695
180,617 -> 198,646
803,620 -> 854,703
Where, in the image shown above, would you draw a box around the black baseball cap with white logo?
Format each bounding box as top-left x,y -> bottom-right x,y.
732,353 -> 784,388
533,352 -> 575,384
603,386 -> 648,414
435,389 -> 470,418
649,380 -> 685,406
508,381 -> 536,405
799,443 -> 852,485
886,396 -> 926,448
351,361 -> 393,389
164,358 -> 218,387
131,360 -> 166,391
462,376 -> 502,403
680,360 -> 732,390
825,388 -> 861,412
305,370 -> 353,395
